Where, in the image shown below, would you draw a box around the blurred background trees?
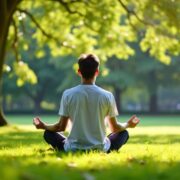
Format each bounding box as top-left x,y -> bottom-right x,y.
3,42 -> 180,115
0,0 -> 180,125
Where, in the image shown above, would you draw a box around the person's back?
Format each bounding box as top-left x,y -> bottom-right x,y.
59,84 -> 118,151
33,53 -> 140,153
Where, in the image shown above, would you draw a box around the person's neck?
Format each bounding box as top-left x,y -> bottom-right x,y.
81,78 -> 96,85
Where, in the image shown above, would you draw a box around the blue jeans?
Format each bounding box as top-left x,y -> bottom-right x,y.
43,130 -> 129,153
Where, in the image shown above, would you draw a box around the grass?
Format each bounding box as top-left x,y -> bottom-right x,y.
6,114 -> 180,126
0,115 -> 180,180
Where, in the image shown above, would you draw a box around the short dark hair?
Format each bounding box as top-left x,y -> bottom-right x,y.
78,54 -> 100,79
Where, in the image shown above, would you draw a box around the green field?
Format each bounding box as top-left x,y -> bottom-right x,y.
0,115 -> 180,180
6,114 -> 180,126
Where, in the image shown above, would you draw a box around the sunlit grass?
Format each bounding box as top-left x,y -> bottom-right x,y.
1,123 -> 180,180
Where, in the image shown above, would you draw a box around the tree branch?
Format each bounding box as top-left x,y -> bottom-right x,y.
24,86 -> 36,100
118,0 -> 154,26
55,0 -> 99,32
16,8 -> 75,49
119,0 -> 178,39
54,0 -> 84,16
126,11 -> 139,32
19,17 -> 27,35
12,18 -> 20,62
17,8 -> 57,39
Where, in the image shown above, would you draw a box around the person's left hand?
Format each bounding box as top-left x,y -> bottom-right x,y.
127,115 -> 140,128
33,117 -> 46,129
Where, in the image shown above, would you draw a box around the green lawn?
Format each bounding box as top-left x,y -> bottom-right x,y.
6,114 -> 180,126
0,115 -> 180,180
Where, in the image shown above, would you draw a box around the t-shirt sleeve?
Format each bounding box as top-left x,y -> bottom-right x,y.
58,92 -> 69,117
107,93 -> 119,117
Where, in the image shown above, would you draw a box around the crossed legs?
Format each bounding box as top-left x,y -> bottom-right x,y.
107,130 -> 129,153
43,130 -> 66,151
43,130 -> 129,152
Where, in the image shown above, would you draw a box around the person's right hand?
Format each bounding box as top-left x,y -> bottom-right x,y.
127,115 -> 140,128
33,117 -> 46,129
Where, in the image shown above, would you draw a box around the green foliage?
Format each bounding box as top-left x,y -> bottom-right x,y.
3,64 -> 11,73
140,27 -> 179,65
11,0 -> 179,65
13,61 -> 37,87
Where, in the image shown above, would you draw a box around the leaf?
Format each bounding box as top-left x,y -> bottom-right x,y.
13,61 -> 37,86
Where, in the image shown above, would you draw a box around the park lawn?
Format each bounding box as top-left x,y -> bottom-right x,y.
0,119 -> 180,180
6,114 -> 180,126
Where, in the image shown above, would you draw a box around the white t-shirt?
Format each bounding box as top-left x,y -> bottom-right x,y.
59,84 -> 118,152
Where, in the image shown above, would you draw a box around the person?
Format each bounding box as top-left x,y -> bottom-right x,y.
33,53 -> 140,153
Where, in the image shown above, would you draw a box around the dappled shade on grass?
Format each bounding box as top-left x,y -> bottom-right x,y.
129,134 -> 180,144
0,126 -> 180,180
0,131 -> 42,148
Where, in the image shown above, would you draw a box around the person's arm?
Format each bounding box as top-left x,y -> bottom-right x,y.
107,115 -> 140,133
33,116 -> 69,132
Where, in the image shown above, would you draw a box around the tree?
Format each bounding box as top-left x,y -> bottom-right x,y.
129,46 -> 180,113
0,0 -> 180,126
134,56 -> 163,113
98,58 -> 137,113
0,0 -> 22,125
124,42 -> 165,113
19,46 -> 64,114
156,57 -> 180,112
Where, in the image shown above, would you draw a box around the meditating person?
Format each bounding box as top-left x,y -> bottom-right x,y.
33,53 -> 140,153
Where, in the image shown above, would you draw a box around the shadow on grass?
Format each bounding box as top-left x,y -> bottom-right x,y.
1,151 -> 180,180
1,127 -> 180,179
0,129 -> 179,149
0,131 -> 44,148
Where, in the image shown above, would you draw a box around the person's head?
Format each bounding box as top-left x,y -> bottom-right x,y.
78,53 -> 100,80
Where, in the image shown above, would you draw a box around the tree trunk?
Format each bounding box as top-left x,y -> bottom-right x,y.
34,99 -> 42,115
2,94 -> 7,111
0,0 -> 21,126
148,70 -> 158,114
149,93 -> 158,114
114,87 -> 122,113
0,2 -> 9,126
25,87 -> 46,115
0,108 -> 8,126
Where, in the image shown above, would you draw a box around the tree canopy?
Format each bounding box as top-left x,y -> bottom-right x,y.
9,0 -> 180,63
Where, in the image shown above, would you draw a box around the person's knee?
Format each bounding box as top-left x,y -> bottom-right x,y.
121,130 -> 129,143
116,130 -> 129,144
43,130 -> 52,142
123,130 -> 129,137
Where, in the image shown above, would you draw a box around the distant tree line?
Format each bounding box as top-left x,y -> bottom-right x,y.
3,40 -> 180,115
